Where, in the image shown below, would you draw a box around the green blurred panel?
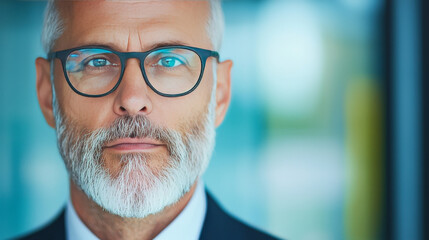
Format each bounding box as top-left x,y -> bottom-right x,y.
345,80 -> 384,240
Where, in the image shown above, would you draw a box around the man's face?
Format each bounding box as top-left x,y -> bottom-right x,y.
36,0 -> 232,218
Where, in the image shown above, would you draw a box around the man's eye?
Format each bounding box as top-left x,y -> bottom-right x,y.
87,58 -> 111,67
157,57 -> 183,68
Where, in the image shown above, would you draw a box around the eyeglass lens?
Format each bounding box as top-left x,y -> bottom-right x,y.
65,48 -> 202,96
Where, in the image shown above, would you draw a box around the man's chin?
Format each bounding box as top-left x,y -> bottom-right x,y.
80,169 -> 190,219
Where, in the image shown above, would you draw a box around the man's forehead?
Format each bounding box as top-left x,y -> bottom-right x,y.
57,0 -> 210,16
55,0 -> 211,51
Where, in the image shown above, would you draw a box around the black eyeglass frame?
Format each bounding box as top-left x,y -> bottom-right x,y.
47,45 -> 220,98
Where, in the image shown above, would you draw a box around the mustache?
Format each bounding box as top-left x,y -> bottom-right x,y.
95,115 -> 179,146
64,114 -> 182,158
56,110 -> 184,161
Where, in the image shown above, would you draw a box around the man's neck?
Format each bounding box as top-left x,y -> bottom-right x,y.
69,180 -> 197,240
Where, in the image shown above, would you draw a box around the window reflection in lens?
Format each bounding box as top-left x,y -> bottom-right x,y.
144,48 -> 201,95
66,49 -> 121,95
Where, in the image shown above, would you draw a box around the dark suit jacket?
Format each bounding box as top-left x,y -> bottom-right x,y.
17,191 -> 279,240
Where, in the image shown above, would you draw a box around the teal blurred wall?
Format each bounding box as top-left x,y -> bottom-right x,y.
0,1 -> 69,239
0,1 -> 384,240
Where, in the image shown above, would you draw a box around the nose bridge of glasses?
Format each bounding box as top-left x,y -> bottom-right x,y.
122,52 -> 148,65
117,52 -> 143,77
119,52 -> 149,81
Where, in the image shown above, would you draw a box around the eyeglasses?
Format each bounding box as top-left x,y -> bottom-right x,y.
48,45 -> 219,97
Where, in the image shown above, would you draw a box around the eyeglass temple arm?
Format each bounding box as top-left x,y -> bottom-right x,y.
47,52 -> 56,61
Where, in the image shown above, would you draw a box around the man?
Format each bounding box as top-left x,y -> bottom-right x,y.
19,0 -> 278,239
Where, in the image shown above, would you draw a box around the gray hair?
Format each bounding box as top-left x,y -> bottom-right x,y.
41,0 -> 224,54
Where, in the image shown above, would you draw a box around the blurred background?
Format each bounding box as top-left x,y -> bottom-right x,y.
0,0 -> 427,240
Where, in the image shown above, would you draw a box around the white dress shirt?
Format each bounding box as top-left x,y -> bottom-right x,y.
65,181 -> 207,240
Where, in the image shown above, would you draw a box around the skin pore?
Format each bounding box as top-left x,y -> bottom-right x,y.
35,1 -> 232,239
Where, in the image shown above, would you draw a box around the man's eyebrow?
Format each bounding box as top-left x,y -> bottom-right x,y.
146,41 -> 189,50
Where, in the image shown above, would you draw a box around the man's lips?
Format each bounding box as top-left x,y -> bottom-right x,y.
104,138 -> 165,152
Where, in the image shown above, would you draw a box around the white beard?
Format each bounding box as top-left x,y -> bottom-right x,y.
53,93 -> 216,218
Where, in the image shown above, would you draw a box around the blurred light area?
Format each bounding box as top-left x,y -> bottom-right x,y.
340,0 -> 382,13
261,136 -> 345,240
22,142 -> 69,225
258,1 -> 324,118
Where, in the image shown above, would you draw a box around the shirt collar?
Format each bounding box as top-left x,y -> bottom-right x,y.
65,180 -> 207,240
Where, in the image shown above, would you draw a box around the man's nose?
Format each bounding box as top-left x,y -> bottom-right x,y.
113,59 -> 153,116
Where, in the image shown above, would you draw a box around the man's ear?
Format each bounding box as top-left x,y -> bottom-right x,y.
35,57 -> 56,128
214,59 -> 233,127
